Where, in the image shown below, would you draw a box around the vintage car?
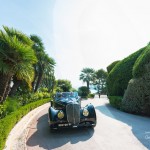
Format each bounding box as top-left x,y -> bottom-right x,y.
48,92 -> 96,130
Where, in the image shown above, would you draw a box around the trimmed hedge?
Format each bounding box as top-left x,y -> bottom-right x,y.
107,47 -> 145,96
122,73 -> 150,116
108,96 -> 122,109
107,60 -> 120,73
0,98 -> 50,150
78,86 -> 89,98
88,93 -> 95,98
133,45 -> 150,78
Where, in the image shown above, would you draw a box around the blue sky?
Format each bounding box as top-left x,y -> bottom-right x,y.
1,0 -> 150,88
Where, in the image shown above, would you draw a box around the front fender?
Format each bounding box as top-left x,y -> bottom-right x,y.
81,104 -> 96,120
48,107 -> 59,122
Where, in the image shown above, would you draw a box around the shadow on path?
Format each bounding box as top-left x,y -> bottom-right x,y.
96,103 -> 150,149
26,114 -> 94,149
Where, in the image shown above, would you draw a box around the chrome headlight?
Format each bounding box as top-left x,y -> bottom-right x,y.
83,108 -> 89,117
57,110 -> 64,119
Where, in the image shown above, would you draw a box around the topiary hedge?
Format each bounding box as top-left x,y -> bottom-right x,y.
108,96 -> 122,109
122,73 -> 150,116
133,45 -> 150,78
107,47 -> 145,96
88,93 -> 95,98
0,98 -> 50,150
78,86 -> 89,98
107,60 -> 120,73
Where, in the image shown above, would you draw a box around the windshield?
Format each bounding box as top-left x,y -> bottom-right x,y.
55,92 -> 78,99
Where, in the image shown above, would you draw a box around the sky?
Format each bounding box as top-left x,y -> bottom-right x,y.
1,0 -> 150,88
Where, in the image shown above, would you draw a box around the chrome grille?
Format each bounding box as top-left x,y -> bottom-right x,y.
66,104 -> 80,125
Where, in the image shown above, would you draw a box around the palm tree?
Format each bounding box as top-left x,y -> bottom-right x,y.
79,68 -> 95,90
0,26 -> 37,103
30,35 -> 55,92
34,54 -> 55,92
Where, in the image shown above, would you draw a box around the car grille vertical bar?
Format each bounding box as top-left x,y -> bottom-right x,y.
66,104 -> 80,125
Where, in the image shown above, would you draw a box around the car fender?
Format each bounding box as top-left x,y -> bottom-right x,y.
48,107 -> 59,122
82,104 -> 96,119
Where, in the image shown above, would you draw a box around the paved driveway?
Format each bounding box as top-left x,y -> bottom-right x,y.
26,95 -> 150,150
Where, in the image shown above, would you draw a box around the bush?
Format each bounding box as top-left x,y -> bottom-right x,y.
107,60 -> 120,73
18,92 -> 50,106
122,73 -> 150,116
78,86 -> 89,98
0,98 -> 50,150
88,93 -> 95,98
0,98 -> 20,119
107,47 -> 145,96
133,45 -> 150,78
108,96 -> 122,109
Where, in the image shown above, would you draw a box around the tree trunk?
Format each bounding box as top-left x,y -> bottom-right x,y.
0,73 -> 12,104
32,65 -> 38,91
34,73 -> 43,92
3,79 -> 11,101
87,81 -> 89,91
9,77 -> 22,96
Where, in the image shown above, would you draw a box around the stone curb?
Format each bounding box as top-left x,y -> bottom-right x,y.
4,103 -> 50,150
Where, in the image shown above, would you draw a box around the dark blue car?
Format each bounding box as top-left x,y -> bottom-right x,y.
48,92 -> 96,130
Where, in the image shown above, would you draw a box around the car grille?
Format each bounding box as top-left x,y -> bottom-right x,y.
66,104 -> 80,125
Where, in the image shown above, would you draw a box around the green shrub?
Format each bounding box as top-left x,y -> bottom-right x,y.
78,86 -> 89,98
133,45 -> 150,78
108,96 -> 122,109
122,73 -> 150,116
107,60 -> 120,73
107,47 -> 145,96
88,93 -> 95,98
0,98 -> 20,119
0,104 -> 7,119
0,98 -> 50,150
18,92 -> 50,106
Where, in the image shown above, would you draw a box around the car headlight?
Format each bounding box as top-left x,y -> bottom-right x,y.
57,110 -> 64,119
83,108 -> 89,117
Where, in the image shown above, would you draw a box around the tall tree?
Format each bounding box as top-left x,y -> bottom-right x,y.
79,68 -> 95,90
56,79 -> 72,92
0,26 -> 37,103
30,35 -> 55,92
95,69 -> 108,94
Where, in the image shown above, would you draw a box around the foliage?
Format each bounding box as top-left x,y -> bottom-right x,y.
79,68 -> 95,90
88,93 -> 95,98
78,86 -> 89,98
0,26 -> 37,103
18,92 -> 50,106
30,35 -> 55,93
70,88 -> 77,92
133,45 -> 150,78
107,60 -> 120,73
1,98 -> 20,117
56,79 -> 72,92
122,73 -> 150,116
0,98 -> 50,150
108,96 -> 122,109
107,47 -> 145,96
0,91 -> 50,119
94,69 -> 108,94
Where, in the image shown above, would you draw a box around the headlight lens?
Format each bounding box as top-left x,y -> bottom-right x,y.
83,108 -> 89,117
57,110 -> 64,119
